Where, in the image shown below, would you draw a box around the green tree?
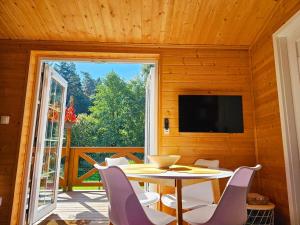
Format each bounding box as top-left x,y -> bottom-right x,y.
90,71 -> 132,146
71,114 -> 99,146
124,76 -> 145,146
95,77 -> 102,86
54,62 -> 90,113
66,69 -> 146,148
81,72 -> 97,97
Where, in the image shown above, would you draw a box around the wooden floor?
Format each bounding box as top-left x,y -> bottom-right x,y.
39,191 -> 109,225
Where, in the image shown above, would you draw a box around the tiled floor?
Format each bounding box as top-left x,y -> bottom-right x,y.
39,191 -> 109,225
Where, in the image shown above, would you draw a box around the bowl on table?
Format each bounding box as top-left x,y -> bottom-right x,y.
148,155 -> 181,169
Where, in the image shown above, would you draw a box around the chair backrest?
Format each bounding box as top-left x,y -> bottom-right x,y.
194,159 -> 220,169
182,159 -> 220,203
105,157 -> 129,166
105,157 -> 144,194
94,164 -> 109,194
96,166 -> 152,225
95,163 -> 113,220
207,165 -> 261,225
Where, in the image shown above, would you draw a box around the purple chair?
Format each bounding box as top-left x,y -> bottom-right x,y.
183,165 -> 262,225
105,157 -> 160,206
94,164 -> 175,225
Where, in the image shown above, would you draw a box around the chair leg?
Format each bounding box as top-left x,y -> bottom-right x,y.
159,193 -> 163,211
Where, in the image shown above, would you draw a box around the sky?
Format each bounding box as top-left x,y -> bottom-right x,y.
75,61 -> 143,81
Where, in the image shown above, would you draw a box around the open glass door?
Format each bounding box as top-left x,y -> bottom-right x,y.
28,63 -> 67,224
144,66 -> 158,194
144,66 -> 157,161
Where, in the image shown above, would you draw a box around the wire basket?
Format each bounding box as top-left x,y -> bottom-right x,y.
246,204 -> 275,225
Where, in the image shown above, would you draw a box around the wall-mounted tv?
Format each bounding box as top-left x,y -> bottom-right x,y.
179,95 -> 244,133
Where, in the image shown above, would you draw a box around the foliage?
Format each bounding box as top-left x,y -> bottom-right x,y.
69,71 -> 147,184
81,71 -> 98,97
55,62 -> 154,147
125,76 -> 147,146
54,62 -> 90,114
71,114 -> 99,146
58,63 -> 152,188
71,71 -> 146,147
90,71 -> 132,146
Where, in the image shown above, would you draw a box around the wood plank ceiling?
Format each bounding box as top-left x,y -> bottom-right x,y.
0,0 -> 279,46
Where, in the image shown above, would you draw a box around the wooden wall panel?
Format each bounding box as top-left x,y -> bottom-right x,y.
159,49 -> 256,216
250,1 -> 300,224
0,41 -> 256,225
0,47 -> 29,225
159,49 -> 255,169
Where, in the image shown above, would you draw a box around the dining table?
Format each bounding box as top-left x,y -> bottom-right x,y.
121,164 -> 233,225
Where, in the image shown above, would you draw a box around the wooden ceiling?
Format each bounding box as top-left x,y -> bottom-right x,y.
0,0 -> 280,46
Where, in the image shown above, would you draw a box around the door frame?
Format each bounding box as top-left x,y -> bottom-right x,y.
13,51 -> 160,225
273,10 -> 300,225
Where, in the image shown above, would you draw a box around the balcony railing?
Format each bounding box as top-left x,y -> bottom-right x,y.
59,147 -> 144,190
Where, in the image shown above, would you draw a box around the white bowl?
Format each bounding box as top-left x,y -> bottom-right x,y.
148,155 -> 181,168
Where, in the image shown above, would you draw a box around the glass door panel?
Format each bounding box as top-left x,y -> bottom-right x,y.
38,79 -> 64,208
28,64 -> 67,224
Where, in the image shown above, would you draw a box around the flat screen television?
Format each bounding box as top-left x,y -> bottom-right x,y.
179,95 -> 244,133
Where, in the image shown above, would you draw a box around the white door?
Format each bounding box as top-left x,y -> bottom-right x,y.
297,39 -> 300,156
28,64 -> 67,224
287,36 -> 300,157
144,67 -> 158,161
144,66 -> 158,193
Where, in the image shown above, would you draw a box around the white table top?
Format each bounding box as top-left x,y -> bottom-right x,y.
120,164 -> 233,180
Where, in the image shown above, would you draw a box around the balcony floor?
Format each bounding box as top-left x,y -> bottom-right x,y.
39,191 -> 109,225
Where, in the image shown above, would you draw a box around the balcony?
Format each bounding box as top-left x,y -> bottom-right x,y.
39,147 -> 144,224
59,147 -> 144,190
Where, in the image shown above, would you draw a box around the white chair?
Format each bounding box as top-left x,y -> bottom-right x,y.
161,159 -> 219,210
105,157 -> 160,206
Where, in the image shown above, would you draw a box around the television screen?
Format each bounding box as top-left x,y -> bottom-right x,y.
179,95 -> 244,133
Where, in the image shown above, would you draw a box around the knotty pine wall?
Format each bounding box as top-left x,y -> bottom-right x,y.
250,0 -> 300,224
159,49 -> 255,169
0,41 -> 256,224
158,49 -> 257,216
0,45 -> 29,225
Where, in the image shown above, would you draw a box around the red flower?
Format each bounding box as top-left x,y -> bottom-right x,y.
65,105 -> 77,123
48,109 -> 59,122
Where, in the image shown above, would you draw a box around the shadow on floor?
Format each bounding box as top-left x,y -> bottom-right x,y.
39,191 -> 109,225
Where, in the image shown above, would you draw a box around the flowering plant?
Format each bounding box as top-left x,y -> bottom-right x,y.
65,96 -> 77,123
65,105 -> 77,123
48,109 -> 59,122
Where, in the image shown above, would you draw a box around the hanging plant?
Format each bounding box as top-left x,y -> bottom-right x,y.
65,96 -> 77,128
48,108 -> 59,122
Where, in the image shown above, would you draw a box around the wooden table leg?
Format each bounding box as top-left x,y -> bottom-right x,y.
175,179 -> 183,225
212,179 -> 221,203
